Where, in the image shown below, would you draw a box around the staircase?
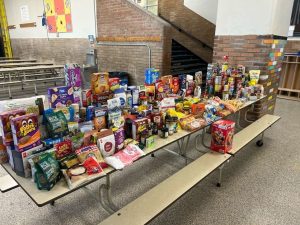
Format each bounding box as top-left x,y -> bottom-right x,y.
171,40 -> 208,75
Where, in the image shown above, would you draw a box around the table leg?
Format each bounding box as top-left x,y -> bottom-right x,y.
216,164 -> 224,187
99,174 -> 119,214
256,132 -> 264,147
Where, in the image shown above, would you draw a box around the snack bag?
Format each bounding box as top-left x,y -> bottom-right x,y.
75,145 -> 107,168
109,78 -> 120,92
211,120 -> 235,153
54,140 -> 73,159
48,86 -> 75,108
10,113 -> 41,152
97,129 -> 116,157
35,153 -> 61,191
249,70 -> 260,86
0,109 -> 26,147
44,110 -> 69,138
91,72 -> 109,94
83,157 -> 103,175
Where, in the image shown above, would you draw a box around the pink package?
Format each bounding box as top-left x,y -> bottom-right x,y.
104,144 -> 144,169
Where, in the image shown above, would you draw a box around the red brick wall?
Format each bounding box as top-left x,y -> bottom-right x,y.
11,38 -> 89,65
96,0 -> 172,84
213,35 -> 287,117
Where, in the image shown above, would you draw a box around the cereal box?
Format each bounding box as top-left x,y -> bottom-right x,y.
48,86 -> 75,108
91,72 -> 109,95
0,109 -> 26,147
11,113 -> 41,152
211,120 -> 235,154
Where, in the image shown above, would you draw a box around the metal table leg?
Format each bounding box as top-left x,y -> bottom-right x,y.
99,174 -> 119,213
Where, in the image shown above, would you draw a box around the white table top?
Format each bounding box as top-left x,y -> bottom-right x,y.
0,96 -> 266,206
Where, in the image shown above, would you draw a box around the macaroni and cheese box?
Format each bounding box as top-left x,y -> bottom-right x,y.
48,86 -> 75,108
11,113 -> 41,152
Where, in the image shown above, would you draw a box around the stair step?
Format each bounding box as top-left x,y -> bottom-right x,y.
172,63 -> 206,70
171,69 -> 204,76
172,58 -> 201,65
172,55 -> 198,60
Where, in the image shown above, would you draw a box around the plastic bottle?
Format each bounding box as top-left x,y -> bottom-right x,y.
126,90 -> 133,108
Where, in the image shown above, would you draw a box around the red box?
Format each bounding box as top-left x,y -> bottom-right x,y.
211,120 -> 235,153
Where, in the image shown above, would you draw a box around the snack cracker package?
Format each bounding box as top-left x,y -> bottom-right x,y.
64,64 -> 82,104
48,86 -> 75,108
10,113 -> 42,152
211,120 -> 235,154
97,129 -> 116,157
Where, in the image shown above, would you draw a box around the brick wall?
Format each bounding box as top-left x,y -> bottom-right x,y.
11,38 -> 89,65
158,0 -> 215,48
213,35 -> 287,117
285,40 -> 300,53
96,0 -> 171,84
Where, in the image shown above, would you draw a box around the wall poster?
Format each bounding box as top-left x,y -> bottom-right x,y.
45,0 -> 72,33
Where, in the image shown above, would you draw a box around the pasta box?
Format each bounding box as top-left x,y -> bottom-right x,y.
211,120 -> 235,154
48,86 -> 75,108
0,109 -> 26,147
10,113 -> 42,152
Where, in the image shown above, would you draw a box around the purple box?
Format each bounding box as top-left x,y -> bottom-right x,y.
0,109 -> 26,147
10,113 -> 41,152
48,86 -> 75,108
64,64 -> 82,104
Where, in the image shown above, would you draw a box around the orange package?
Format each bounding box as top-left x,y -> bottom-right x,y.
91,72 -> 109,94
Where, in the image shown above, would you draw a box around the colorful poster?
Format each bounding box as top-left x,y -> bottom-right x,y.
45,0 -> 72,33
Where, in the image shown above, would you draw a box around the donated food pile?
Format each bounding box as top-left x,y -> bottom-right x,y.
0,58 -> 264,191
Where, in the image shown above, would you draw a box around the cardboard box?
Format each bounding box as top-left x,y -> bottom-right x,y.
91,72 -> 109,95
132,118 -> 149,141
11,113 -> 41,152
48,86 -> 75,108
0,109 -> 26,147
211,120 -> 235,153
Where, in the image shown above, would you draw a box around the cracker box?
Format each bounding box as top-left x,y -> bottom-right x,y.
82,89 -> 92,107
211,120 -> 235,154
11,144 -> 43,177
11,113 -> 42,152
48,86 -> 75,108
91,72 -> 109,95
0,109 -> 26,147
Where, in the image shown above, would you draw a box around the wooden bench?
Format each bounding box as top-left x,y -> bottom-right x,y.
99,114 -> 280,225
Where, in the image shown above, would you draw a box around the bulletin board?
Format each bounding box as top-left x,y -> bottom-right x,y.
45,0 -> 72,33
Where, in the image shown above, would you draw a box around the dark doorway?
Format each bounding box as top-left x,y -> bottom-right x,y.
0,25 -> 5,57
